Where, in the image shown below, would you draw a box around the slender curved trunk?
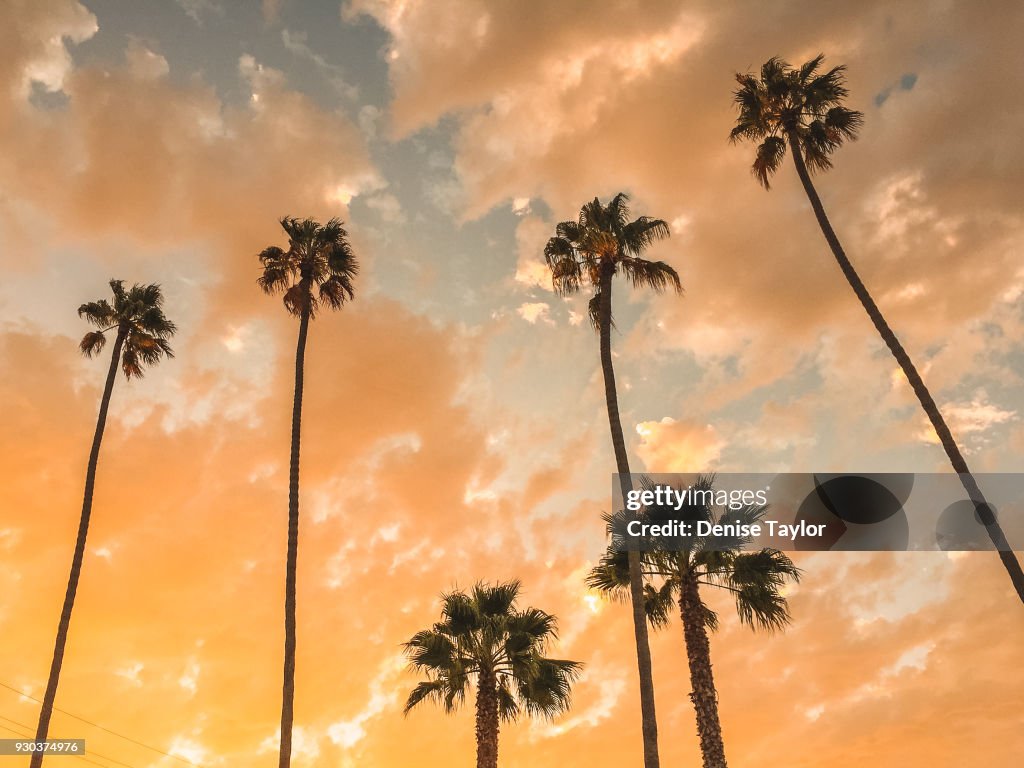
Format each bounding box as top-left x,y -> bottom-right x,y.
31,329 -> 126,768
786,130 -> 1024,605
597,261 -> 661,768
678,570 -> 727,768
474,668 -> 500,768
279,291 -> 311,768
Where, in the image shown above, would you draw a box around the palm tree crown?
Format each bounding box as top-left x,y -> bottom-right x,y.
589,476 -> 800,633
257,216 -> 358,316
544,193 -> 681,327
404,581 -> 581,721
78,279 -> 176,377
729,54 -> 864,187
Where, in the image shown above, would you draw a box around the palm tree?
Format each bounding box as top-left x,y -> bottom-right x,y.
32,280 -> 175,768
257,217 -> 358,768
544,193 -> 681,768
729,55 -> 1024,604
588,476 -> 800,768
403,581 -> 581,768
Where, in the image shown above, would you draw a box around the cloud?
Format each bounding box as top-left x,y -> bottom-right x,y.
513,215 -> 554,289
517,302 -> 552,324
355,0 -> 1024,462
263,0 -> 284,25
0,26 -> 379,325
123,39 -> 170,80
917,390 -> 1016,450
281,28 -> 360,101
4,0 -> 97,98
6,3 -> 1024,767
176,0 -> 223,26
168,736 -> 210,765
114,661 -> 144,686
530,663 -> 625,739
365,192 -> 406,223
635,417 -> 724,472
326,655 -> 405,750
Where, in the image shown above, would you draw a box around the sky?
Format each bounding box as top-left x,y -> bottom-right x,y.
1,0 -> 1023,766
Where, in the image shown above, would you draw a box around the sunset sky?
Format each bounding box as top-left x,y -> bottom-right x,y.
2,1 -> 1023,766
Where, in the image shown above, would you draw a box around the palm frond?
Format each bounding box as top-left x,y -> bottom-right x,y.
729,73 -> 771,143
442,668 -> 470,713
619,257 -> 683,295
797,54 -> 825,83
126,331 -> 174,367
283,283 -> 313,318
728,549 -> 800,632
824,106 -> 864,142
804,65 -> 850,112
587,292 -> 605,332
585,549 -> 631,598
605,192 -> 632,233
440,590 -> 481,637
517,657 -> 581,720
475,580 -> 521,618
258,245 -> 287,265
77,300 -> 116,328
508,606 -> 557,642
801,126 -> 836,174
701,602 -> 720,632
620,217 -> 671,257
403,680 -> 447,715
136,306 -> 177,338
496,678 -> 521,722
108,279 -> 127,308
734,583 -> 793,632
760,56 -> 789,84
326,241 -> 358,278
79,331 -> 107,358
544,235 -> 582,296
554,220 -> 584,243
319,274 -> 355,309
404,630 -> 458,671
120,346 -> 144,379
752,136 -> 787,188
729,549 -> 801,586
643,580 -> 676,630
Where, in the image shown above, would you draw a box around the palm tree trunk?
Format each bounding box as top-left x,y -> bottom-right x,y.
678,570 -> 728,768
597,261 -> 661,768
31,329 -> 126,768
474,668 -> 500,768
786,130 -> 1024,605
279,295 -> 311,768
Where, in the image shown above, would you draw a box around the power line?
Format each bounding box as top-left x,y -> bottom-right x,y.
0,681 -> 202,768
0,721 -> 117,768
0,714 -> 137,768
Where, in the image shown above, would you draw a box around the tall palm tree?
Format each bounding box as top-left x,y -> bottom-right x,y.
257,217 -> 358,768
729,55 -> 1024,604
588,476 -> 800,768
403,581 -> 581,768
544,193 -> 681,768
32,280 -> 175,768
